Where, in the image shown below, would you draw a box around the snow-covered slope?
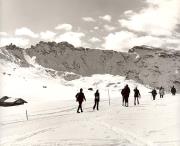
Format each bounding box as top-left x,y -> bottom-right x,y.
0,61 -> 180,146
0,44 -> 180,146
0,60 -> 150,102
0,92 -> 179,146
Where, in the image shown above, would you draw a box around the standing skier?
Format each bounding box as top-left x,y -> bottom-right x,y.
121,84 -> 130,107
121,88 -> 125,106
151,88 -> 157,100
171,86 -> 176,95
134,87 -> 141,105
159,86 -> 165,98
93,90 -> 100,110
75,88 -> 86,113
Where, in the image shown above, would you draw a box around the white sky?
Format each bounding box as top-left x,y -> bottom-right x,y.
0,0 -> 180,51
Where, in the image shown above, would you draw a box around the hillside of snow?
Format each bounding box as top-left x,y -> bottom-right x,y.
0,61 -> 180,146
0,91 -> 179,146
0,60 -> 150,102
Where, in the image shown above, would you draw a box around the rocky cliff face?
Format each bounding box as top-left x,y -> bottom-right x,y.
128,46 -> 180,91
0,44 -> 29,67
26,41 -> 129,76
1,42 -> 180,91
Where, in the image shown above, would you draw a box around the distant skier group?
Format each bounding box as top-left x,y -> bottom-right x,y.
121,84 -> 177,107
150,85 -> 176,100
150,86 -> 165,100
75,88 -> 100,113
75,85 -> 177,113
121,85 -> 141,107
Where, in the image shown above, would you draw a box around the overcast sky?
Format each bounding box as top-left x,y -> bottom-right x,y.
0,0 -> 180,51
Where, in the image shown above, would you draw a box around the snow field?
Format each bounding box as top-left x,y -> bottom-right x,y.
0,63 -> 179,146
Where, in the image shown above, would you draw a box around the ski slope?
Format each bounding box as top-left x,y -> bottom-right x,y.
0,94 -> 180,146
0,63 -> 180,146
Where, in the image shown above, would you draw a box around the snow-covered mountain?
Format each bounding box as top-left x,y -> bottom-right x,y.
1,42 -> 180,91
0,42 -> 180,146
0,67 -> 179,145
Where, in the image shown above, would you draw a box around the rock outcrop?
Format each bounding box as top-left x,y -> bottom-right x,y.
0,44 -> 29,67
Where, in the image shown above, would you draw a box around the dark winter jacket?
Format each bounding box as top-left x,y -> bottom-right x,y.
76,92 -> 86,102
121,86 -> 130,98
94,92 -> 100,101
134,88 -> 140,97
152,89 -> 157,96
171,87 -> 176,94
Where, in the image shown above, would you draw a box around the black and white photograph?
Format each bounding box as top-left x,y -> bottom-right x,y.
0,0 -> 180,145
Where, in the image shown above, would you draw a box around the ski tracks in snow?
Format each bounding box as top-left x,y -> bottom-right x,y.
99,121 -> 154,146
0,127 -> 53,146
1,96 -> 179,146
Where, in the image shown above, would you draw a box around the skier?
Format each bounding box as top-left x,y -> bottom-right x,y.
93,90 -> 100,110
75,88 -> 86,113
121,88 -> 125,106
151,88 -> 157,100
159,86 -> 165,98
134,87 -> 141,105
121,84 -> 130,107
171,86 -> 176,95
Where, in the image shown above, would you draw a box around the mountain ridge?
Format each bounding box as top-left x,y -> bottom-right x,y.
0,41 -> 180,91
